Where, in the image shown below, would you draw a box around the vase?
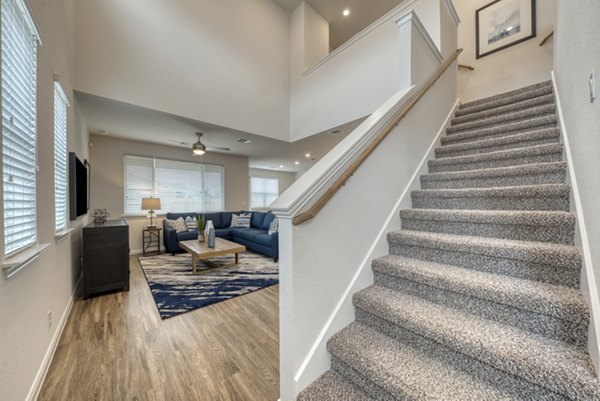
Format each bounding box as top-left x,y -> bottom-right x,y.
204,220 -> 214,241
208,227 -> 216,248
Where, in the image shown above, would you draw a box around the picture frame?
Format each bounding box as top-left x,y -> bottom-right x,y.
476,0 -> 536,59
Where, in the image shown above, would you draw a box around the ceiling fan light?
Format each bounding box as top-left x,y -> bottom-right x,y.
192,132 -> 206,156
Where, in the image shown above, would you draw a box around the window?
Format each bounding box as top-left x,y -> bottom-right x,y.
54,82 -> 69,232
2,0 -> 40,256
124,156 -> 224,215
250,177 -> 278,209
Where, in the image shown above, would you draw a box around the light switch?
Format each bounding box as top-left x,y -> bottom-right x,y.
590,69 -> 596,103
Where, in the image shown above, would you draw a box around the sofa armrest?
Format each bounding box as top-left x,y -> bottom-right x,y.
270,231 -> 279,260
163,221 -> 178,252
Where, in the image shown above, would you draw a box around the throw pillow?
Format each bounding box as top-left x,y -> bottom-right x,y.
166,217 -> 188,233
185,216 -> 198,231
230,213 -> 239,227
268,217 -> 279,235
230,213 -> 251,228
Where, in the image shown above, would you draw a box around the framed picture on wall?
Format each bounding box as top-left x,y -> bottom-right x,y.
476,0 -> 536,59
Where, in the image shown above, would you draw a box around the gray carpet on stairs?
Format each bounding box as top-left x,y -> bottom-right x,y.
297,80 -> 600,400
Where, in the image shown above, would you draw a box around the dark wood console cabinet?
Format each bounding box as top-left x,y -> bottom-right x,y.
82,219 -> 129,298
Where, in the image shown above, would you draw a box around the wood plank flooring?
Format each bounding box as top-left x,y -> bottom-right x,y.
38,256 -> 279,401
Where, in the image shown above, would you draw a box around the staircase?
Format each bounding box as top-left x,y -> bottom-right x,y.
297,81 -> 600,400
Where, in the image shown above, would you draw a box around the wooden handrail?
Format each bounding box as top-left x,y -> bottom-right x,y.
292,48 -> 463,226
458,64 -> 474,71
539,31 -> 554,47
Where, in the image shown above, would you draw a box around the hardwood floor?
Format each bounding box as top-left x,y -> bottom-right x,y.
38,256 -> 279,401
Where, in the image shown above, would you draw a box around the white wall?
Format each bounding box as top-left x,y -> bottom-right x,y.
74,0 -> 290,141
88,135 -> 250,253
456,0 -> 555,102
0,1 -> 90,400
553,0 -> 600,369
250,168 -> 296,197
303,3 -> 330,68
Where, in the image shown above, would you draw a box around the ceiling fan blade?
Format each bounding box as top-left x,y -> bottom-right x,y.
206,146 -> 230,152
167,139 -> 191,146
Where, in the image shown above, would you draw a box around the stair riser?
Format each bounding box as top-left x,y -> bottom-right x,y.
330,357 -> 398,401
400,216 -> 575,245
435,137 -> 559,158
458,85 -> 553,115
421,170 -> 566,190
442,123 -> 558,146
447,109 -> 556,135
452,96 -> 555,125
428,152 -> 563,173
412,193 -> 570,212
372,272 -> 587,346
387,243 -> 579,287
352,310 -> 570,401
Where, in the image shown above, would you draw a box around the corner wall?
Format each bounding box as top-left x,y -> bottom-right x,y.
88,135 -> 250,252
0,1 -> 90,400
455,0 -> 555,102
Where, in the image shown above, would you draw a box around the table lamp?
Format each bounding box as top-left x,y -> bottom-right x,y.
141,197 -> 161,228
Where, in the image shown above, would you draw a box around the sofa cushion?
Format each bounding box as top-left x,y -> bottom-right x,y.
176,230 -> 198,241
231,228 -> 264,242
215,228 -> 232,239
220,212 -> 235,227
261,212 -> 276,230
250,211 -> 266,228
253,233 -> 273,247
203,212 -> 222,229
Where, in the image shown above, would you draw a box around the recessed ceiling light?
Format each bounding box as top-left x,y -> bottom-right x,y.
294,161 -> 300,165
279,165 -> 284,169
330,129 -> 343,135
305,153 -> 311,158
343,9 -> 350,17
237,138 -> 252,144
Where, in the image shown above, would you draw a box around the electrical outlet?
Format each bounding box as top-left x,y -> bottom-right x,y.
590,69 -> 596,103
47,310 -> 52,327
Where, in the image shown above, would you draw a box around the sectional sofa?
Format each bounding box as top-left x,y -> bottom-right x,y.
163,211 -> 279,261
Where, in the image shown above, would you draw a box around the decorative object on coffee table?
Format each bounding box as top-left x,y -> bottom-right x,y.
141,197 -> 161,228
208,226 -> 215,248
204,219 -> 214,241
91,208 -> 109,224
197,213 -> 206,242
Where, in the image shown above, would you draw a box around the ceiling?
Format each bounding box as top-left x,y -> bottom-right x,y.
77,92 -> 362,174
273,0 -> 404,48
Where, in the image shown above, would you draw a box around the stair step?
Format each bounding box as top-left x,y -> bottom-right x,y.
447,104 -> 556,135
442,116 -> 558,147
329,322 -> 570,401
436,128 -> 561,158
400,208 -> 575,244
387,230 -> 580,286
412,184 -> 571,212
371,255 -> 588,344
422,161 -> 567,190
352,286 -> 599,400
458,81 -> 552,114
297,370 -> 374,401
429,143 -> 563,173
452,94 -> 555,126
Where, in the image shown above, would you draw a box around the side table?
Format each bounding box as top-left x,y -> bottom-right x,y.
143,227 -> 162,255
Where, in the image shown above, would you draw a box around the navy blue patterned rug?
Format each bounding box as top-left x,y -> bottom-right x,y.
138,251 -> 278,319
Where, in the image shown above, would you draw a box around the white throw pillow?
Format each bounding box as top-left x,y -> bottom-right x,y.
166,217 -> 188,233
230,213 -> 251,228
185,216 -> 198,231
268,217 -> 279,235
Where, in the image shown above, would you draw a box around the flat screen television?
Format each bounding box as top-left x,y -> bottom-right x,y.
69,152 -> 89,220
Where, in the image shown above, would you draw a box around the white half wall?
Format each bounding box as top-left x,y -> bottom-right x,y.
456,0 -> 555,102
74,0 -> 290,141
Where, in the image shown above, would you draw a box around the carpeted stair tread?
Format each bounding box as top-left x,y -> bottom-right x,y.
353,286 -> 600,400
458,81 -> 552,113
452,93 -> 555,125
371,254 -> 587,324
296,370 -> 375,401
447,104 -> 556,134
412,183 -> 571,212
429,143 -> 563,173
422,161 -> 567,189
435,128 -> 561,158
327,322 -> 552,401
442,116 -> 558,147
400,208 -> 575,244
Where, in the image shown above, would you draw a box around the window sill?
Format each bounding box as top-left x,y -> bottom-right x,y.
2,243 -> 50,279
55,227 -> 75,243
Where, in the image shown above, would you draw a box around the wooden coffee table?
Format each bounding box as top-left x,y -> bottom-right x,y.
178,238 -> 246,274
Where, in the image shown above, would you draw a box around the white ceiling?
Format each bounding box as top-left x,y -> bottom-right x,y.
77,92 -> 362,173
273,0 -> 403,48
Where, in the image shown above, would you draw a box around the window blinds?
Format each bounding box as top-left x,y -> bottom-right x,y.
250,177 -> 279,209
124,156 -> 224,215
2,0 -> 40,255
54,82 -> 68,232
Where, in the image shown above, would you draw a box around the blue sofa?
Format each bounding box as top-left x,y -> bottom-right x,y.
163,211 -> 279,261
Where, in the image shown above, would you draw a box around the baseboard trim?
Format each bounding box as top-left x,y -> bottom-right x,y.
293,98 -> 461,389
26,275 -> 81,401
552,71 -> 600,374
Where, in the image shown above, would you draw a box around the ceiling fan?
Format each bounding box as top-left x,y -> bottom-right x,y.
168,132 -> 230,155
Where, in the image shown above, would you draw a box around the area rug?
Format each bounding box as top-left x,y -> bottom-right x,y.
138,251 -> 278,319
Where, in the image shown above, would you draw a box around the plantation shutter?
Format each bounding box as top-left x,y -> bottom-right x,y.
2,0 -> 41,255
54,82 -> 69,232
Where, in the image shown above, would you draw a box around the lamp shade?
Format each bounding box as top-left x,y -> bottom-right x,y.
141,197 -> 161,210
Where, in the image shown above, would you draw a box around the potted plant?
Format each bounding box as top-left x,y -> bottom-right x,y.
197,213 -> 206,242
